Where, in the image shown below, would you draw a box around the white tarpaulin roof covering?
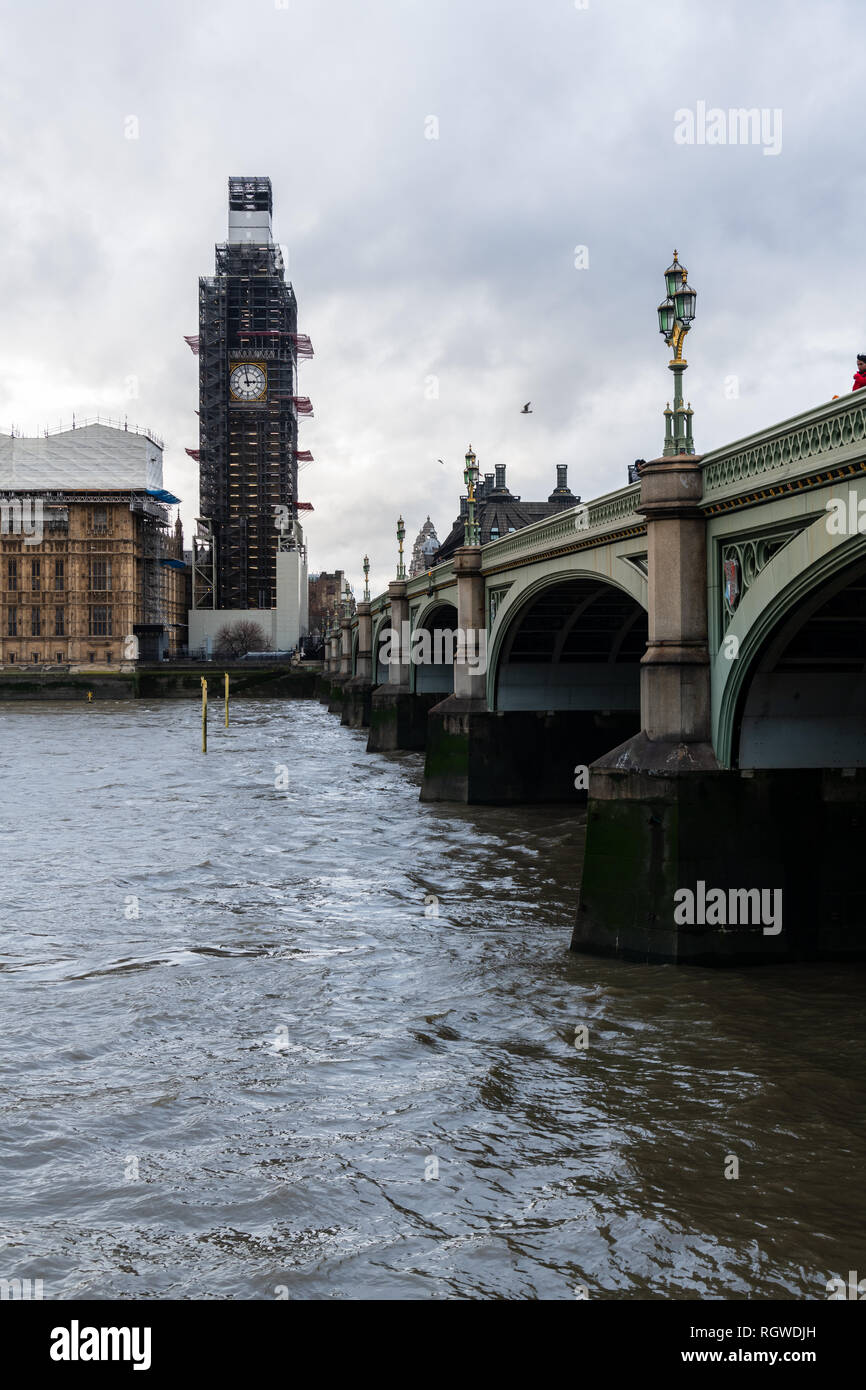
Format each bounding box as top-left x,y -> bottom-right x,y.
0,423 -> 163,491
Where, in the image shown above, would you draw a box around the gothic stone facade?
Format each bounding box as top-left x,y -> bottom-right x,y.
0,498 -> 187,666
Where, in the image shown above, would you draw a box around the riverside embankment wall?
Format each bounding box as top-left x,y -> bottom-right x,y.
0,664 -> 321,701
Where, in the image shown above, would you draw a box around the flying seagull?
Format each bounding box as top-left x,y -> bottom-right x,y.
521,401 -> 533,413
437,458 -> 445,465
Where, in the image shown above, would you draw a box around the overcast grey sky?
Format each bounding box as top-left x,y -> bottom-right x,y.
1,0 -> 864,595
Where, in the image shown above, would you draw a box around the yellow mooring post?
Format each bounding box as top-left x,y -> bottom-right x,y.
224,672 -> 229,727
201,677 -> 208,753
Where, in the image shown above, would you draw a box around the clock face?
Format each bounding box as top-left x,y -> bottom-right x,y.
229,362 -> 267,401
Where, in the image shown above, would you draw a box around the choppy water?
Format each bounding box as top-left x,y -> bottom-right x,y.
1,698 -> 863,1300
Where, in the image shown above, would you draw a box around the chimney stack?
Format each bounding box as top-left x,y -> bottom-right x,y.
495,464 -> 506,490
548,464 -> 577,508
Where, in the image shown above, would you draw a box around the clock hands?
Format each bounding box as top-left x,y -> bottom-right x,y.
231,364 -> 264,399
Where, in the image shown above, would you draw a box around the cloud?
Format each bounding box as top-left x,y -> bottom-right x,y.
1,0 -> 864,597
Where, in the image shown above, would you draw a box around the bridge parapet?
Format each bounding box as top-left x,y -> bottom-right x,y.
364,560 -> 456,620
701,391 -> 866,506
583,483 -> 644,531
479,483 -> 643,570
363,486 -> 644,621
408,560 -> 455,599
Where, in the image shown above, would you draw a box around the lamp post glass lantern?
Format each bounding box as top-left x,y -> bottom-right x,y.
658,249 -> 697,457
657,297 -> 676,336
674,280 -> 696,324
664,257 -> 682,299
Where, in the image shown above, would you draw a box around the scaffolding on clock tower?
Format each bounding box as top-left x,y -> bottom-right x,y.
190,176 -> 315,611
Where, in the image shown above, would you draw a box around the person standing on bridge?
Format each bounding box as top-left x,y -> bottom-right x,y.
853,355 -> 866,391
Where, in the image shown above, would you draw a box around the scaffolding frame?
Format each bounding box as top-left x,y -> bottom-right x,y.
192,516 -> 217,609
197,200 -> 313,610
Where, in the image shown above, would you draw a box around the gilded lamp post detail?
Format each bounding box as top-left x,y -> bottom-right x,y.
464,446 -> 480,546
657,251 -> 697,457
396,516 -> 406,580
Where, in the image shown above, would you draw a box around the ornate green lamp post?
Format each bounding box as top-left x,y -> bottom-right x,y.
463,445 -> 480,546
396,516 -> 406,579
362,554 -> 370,602
342,578 -> 353,617
657,250 -> 697,456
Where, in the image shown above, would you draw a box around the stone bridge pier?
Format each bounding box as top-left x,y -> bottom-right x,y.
316,626 -> 338,702
421,546 -> 511,799
367,581 -> 431,751
342,600 -> 374,728
325,616 -> 352,715
573,452 -> 865,965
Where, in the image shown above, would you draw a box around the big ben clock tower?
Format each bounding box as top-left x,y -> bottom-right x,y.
195,176 -> 312,611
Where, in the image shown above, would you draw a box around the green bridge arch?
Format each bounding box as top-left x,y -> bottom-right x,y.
712,522 -> 866,767
485,564 -> 648,711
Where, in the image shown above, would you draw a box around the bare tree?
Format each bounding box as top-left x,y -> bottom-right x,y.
213,621 -> 272,658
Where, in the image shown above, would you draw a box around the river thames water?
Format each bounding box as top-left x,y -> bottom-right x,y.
1,697 -> 863,1300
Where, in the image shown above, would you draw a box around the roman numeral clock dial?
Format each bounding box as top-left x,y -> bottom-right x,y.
229,362 -> 267,401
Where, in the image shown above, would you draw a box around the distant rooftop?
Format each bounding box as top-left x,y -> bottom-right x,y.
0,419 -> 165,493
436,460 -> 579,561
0,415 -> 163,448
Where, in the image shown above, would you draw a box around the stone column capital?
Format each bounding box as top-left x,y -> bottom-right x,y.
638,454 -> 705,519
452,546 -> 483,575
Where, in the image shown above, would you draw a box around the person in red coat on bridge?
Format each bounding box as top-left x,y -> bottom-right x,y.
853,355 -> 866,391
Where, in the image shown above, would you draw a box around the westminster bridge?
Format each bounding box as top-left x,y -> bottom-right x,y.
323,390 -> 866,965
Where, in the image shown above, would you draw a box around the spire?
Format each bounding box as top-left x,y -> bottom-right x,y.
227,175 -> 273,245
409,516 -> 441,576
